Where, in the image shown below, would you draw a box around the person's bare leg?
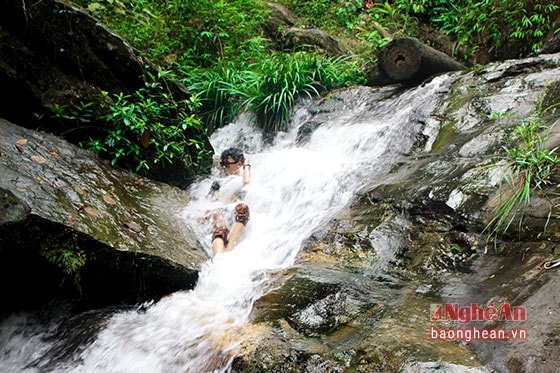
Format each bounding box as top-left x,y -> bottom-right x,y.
212,237 -> 225,255
225,222 -> 245,251
212,211 -> 229,256
226,203 -> 250,251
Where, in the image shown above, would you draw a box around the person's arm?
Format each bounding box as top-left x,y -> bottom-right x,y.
242,158 -> 251,185
206,180 -> 220,199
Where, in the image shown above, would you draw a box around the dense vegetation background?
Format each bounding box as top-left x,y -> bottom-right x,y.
60,0 -> 559,177
7,0 -> 558,312
76,0 -> 560,68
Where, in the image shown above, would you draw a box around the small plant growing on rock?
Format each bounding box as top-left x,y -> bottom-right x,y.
41,229 -> 86,295
484,94 -> 560,243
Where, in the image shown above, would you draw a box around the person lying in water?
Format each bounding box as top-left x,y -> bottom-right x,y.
205,147 -> 251,256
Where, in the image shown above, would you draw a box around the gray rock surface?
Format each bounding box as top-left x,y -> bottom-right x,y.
0,117 -> 206,267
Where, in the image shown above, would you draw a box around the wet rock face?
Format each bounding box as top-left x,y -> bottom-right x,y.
0,117 -> 205,313
234,54 -> 560,372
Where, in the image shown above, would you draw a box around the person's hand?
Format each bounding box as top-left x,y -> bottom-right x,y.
242,157 -> 251,185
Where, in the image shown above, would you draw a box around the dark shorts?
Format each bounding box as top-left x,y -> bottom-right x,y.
211,202 -> 250,242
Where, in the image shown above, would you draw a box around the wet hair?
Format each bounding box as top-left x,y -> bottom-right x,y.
220,147 -> 245,165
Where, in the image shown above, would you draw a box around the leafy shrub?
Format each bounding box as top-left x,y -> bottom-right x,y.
91,69 -> 211,175
183,0 -> 270,65
246,53 -> 361,131
50,69 -> 212,177
283,0 -> 364,31
181,61 -> 257,131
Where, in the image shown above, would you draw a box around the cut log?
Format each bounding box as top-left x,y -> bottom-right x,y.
377,37 -> 467,84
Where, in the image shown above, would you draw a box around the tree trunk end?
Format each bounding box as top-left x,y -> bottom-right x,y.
377,37 -> 467,84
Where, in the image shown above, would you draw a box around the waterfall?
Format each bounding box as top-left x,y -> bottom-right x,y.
0,76 -> 451,373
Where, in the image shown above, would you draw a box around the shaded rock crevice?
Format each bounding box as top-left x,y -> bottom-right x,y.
0,0 -> 145,128
0,216 -> 198,315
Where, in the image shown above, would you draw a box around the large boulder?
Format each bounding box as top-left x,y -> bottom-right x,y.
0,117 -> 207,313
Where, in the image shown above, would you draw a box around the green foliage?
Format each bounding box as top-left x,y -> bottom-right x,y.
284,0 -> 364,31
93,69 -> 210,174
75,0 -> 173,62
49,69 -> 211,175
247,53 -> 322,131
41,229 -> 86,294
285,0 -> 559,62
246,53 -> 362,131
184,0 -> 270,65
413,0 -> 560,60
44,102 -> 93,122
367,0 -> 418,35
74,0 -> 270,67
67,0 -> 559,140
184,53 -> 365,131
73,0 -> 560,80
182,61 -> 256,131
484,94 -> 560,240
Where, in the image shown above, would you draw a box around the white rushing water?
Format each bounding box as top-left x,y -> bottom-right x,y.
0,77 -> 451,373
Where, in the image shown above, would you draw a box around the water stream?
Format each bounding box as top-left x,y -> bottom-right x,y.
0,76 -> 451,372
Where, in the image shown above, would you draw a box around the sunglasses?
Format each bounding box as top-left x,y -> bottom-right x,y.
221,160 -> 239,167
